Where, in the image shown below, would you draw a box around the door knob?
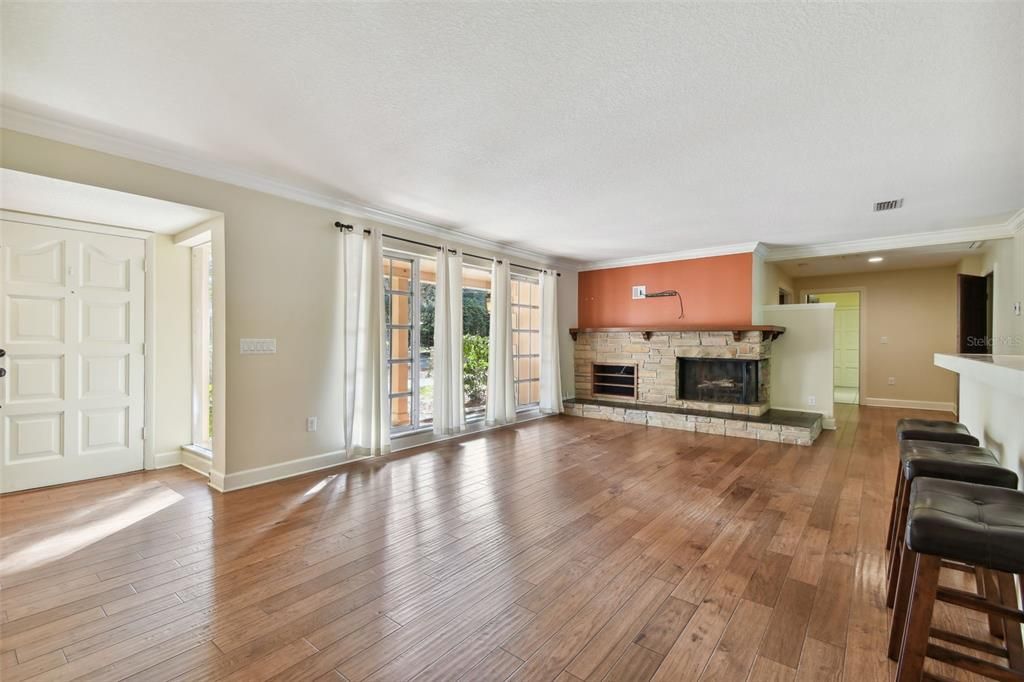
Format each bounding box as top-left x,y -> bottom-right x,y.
0,368 -> 6,378
0,348 -> 5,357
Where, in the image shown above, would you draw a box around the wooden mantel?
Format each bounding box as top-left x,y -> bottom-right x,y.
568,325 -> 786,342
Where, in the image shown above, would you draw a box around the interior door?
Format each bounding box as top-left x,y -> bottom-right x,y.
957,274 -> 990,353
1,219 -> 145,493
834,306 -> 860,388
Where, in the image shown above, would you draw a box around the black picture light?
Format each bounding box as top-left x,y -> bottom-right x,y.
644,290 -> 684,319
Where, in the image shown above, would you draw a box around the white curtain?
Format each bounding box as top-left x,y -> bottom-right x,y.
539,271 -> 563,415
339,227 -> 390,456
486,260 -> 515,425
433,246 -> 466,435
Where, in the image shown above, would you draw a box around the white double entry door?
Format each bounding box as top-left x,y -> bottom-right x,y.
1,219 -> 146,493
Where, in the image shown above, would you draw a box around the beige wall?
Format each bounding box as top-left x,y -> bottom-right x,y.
793,266 -> 959,409
958,234 -> 1024,355
557,270 -> 578,398
0,129 -> 567,479
153,234 -> 192,457
762,304 -> 835,426
760,259 -> 796,306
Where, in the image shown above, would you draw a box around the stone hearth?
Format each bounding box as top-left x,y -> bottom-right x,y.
563,398 -> 822,446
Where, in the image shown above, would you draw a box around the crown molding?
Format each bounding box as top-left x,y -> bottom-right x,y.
577,210 -> 1022,272
579,241 -> 763,271
1,105 -> 575,269
763,209 -> 1024,262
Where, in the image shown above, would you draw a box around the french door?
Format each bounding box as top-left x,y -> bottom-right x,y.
1,219 -> 146,493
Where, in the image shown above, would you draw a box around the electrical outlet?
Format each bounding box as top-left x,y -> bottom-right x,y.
807,395 -> 816,406
306,416 -> 318,432
888,377 -> 896,385
880,336 -> 889,344
632,285 -> 646,300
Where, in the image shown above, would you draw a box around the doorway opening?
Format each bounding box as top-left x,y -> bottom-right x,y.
808,291 -> 861,405
957,272 -> 994,354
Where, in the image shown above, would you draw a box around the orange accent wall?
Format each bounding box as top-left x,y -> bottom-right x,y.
578,253 -> 753,327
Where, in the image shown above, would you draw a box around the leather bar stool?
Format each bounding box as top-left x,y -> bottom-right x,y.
885,440 -> 1018,610
890,478 -> 1024,681
896,418 -> 980,446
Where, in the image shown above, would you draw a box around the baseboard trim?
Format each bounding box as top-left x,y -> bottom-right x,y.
206,414 -> 556,493
153,450 -> 182,469
862,397 -> 956,413
822,417 -> 837,430
214,449 -> 355,493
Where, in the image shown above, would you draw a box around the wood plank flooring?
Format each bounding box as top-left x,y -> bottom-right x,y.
0,405 -> 997,680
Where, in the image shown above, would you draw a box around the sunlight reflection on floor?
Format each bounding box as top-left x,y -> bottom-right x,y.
0,485 -> 183,575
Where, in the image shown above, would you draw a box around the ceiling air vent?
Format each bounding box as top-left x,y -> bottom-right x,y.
874,198 -> 904,212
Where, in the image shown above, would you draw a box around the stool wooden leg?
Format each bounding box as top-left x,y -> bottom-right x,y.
977,567 -> 1005,639
886,464 -> 903,551
897,552 -> 942,682
889,540 -> 918,660
887,477 -> 910,607
995,571 -> 1024,672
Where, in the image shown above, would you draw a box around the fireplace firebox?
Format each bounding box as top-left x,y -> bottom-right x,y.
677,358 -> 763,405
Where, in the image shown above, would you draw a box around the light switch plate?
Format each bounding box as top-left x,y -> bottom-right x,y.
241,338 -> 277,354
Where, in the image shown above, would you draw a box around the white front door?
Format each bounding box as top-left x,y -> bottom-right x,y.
1,219 -> 146,493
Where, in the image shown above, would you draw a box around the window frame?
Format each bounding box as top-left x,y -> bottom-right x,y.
511,273 -> 541,410
190,241 -> 213,451
384,251 -> 427,435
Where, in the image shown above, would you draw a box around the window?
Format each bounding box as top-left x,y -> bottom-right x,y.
462,264 -> 492,422
511,275 -> 541,408
191,242 -> 213,450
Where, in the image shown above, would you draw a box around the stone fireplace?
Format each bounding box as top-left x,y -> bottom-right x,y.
565,326 -> 822,446
573,329 -> 774,416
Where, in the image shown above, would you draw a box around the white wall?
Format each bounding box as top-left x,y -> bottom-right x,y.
956,373 -> 1024,486
762,303 -> 836,427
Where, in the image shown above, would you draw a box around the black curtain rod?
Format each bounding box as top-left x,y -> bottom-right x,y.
335,221 -> 559,276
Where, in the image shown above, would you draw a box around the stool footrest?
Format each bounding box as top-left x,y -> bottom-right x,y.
938,586 -> 1024,624
940,559 -> 975,574
927,643 -> 1024,682
930,626 -> 1009,658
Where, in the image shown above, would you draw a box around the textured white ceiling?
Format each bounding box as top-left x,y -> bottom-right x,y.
1,169 -> 219,233
2,3 -> 1021,262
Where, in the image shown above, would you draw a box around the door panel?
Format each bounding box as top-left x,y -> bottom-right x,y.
833,306 -> 859,389
1,220 -> 145,493
7,355 -> 64,403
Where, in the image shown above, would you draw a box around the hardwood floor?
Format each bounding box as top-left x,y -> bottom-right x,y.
0,405 -> 997,681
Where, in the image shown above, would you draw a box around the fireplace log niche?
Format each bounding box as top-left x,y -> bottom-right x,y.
677,358 -> 765,405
